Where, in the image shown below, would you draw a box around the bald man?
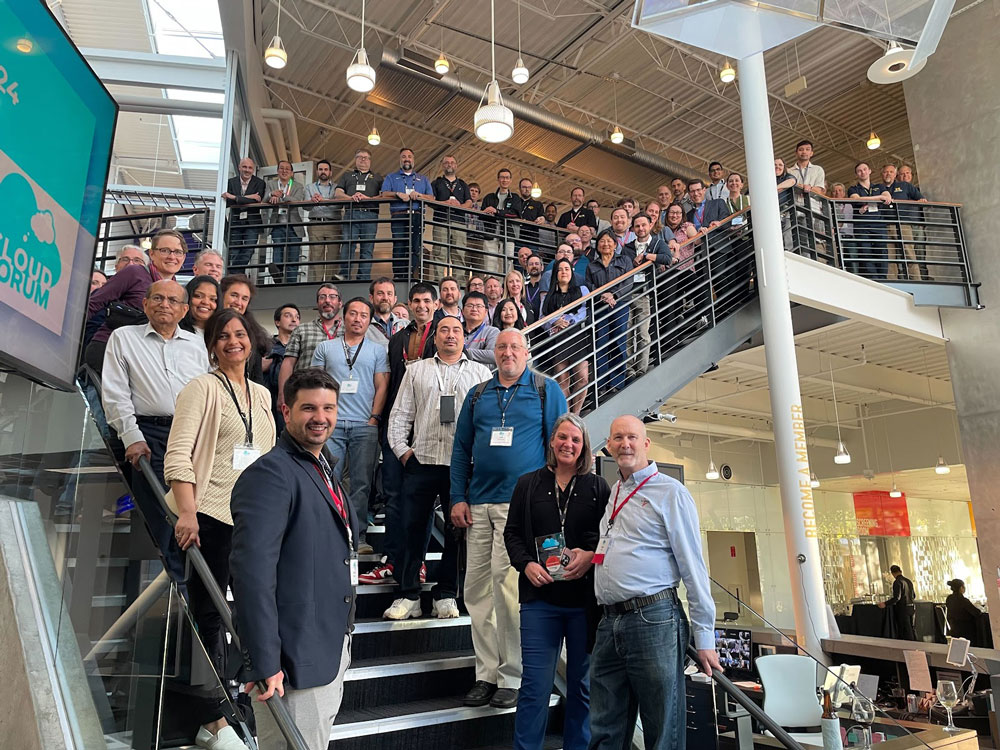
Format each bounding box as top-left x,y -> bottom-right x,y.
223,157 -> 267,273
589,415 -> 720,750
102,279 -> 210,581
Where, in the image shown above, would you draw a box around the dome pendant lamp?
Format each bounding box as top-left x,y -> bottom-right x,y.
511,0 -> 529,84
264,0 -> 287,69
474,0 -> 514,143
346,0 -> 376,92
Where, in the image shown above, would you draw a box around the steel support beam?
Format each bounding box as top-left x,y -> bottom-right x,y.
80,47 -> 226,92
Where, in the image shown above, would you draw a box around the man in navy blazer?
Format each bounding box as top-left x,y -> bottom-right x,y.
230,368 -> 358,750
222,158 -> 268,273
685,179 -> 729,232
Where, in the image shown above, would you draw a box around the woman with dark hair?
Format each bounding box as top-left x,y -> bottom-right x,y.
541,258 -> 590,415
492,298 -> 526,331
945,579 -> 982,644
219,274 -> 272,384
180,275 -> 220,337
504,414 -> 610,750
163,308 -> 276,750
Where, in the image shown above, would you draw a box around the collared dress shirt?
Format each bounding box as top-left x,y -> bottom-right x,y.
707,179 -> 727,201
388,353 -> 492,466
594,461 -> 717,650
101,323 -> 210,447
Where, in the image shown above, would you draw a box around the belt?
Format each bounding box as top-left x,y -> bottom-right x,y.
136,415 -> 173,427
603,587 -> 677,616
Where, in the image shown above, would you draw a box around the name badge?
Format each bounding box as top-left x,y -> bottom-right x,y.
490,427 -> 514,447
355,184 -> 367,193
868,204 -> 878,213
232,444 -> 261,471
239,211 -> 248,220
593,535 -> 613,565
278,207 -> 288,215
634,272 -> 646,283
732,216 -> 745,226
405,187 -> 414,195
340,378 -> 360,394
350,554 -> 359,587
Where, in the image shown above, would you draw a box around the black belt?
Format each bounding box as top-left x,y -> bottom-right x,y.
603,587 -> 677,616
136,415 -> 173,427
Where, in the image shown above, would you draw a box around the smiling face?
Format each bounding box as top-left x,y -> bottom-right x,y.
607,415 -> 650,476
611,208 -> 629,234
410,291 -> 435,325
726,173 -> 744,194
370,281 -> 396,316
485,277 -> 502,304
596,233 -> 615,258
497,170 -> 512,190
551,420 -> 584,471
189,281 -> 218,325
399,149 -> 414,172
343,300 -> 371,337
526,256 -> 542,278
570,187 -> 585,208
645,202 -> 661,225
213,317 -> 252,369
709,163 -> 725,182
544,204 -> 557,222
462,296 -> 487,328
796,143 -> 813,163
283,387 -> 338,450
440,279 -> 460,307
633,215 -> 651,241
494,329 -> 528,380
193,252 -> 224,281
898,165 -> 913,183
277,161 -> 293,181
505,272 -> 523,299
238,158 -> 256,180
881,164 -> 897,185
774,158 -> 786,175
223,282 -> 252,314
666,204 -> 684,228
688,181 -> 706,203
554,259 -> 573,288
499,301 -> 518,327
143,280 -> 188,329
150,235 -> 186,276
855,162 -> 871,182
671,178 -> 686,198
115,246 -> 146,272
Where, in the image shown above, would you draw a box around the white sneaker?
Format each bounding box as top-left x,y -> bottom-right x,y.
384,597 -> 422,620
432,598 -> 460,619
195,725 -> 247,750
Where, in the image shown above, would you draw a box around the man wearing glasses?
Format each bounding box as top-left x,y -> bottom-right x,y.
460,291 -> 500,367
85,229 -> 189,375
101,279 -> 209,582
277,283 -> 344,409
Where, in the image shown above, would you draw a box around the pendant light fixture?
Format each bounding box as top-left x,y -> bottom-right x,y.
474,0 -> 514,143
703,382 -> 719,479
16,38 -> 33,54
264,0 -> 288,69
864,88 -> 880,150
609,75 -> 624,144
346,0 -> 376,93
810,471 -> 820,488
884,417 -> 902,497
367,110 -> 380,146
829,359 -> 851,465
720,59 -> 736,83
511,0 -> 529,85
435,27 -> 450,75
530,182 -> 542,199
921,346 -> 951,475
935,455 -> 951,475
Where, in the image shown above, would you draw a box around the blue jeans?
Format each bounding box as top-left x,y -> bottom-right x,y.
228,222 -> 260,272
515,601 -> 591,750
390,211 -> 422,280
270,225 -> 301,283
595,304 -> 629,391
340,210 -> 378,280
327,422 -> 380,542
588,597 -> 690,750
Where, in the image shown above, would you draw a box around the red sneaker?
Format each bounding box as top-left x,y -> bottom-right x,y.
420,563 -> 427,583
359,563 -> 394,585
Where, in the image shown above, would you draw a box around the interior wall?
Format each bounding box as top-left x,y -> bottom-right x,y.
903,0 -> 1000,643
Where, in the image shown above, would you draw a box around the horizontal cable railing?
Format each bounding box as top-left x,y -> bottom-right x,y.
81,366 -> 310,750
522,209 -> 757,413
96,206 -> 213,273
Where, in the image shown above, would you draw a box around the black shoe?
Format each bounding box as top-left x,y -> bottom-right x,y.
490,687 -> 518,708
463,681 -> 497,706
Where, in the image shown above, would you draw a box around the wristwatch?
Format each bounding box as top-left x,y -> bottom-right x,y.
370,414 -> 382,422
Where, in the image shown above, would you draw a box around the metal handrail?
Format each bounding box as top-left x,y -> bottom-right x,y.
80,366 -> 309,750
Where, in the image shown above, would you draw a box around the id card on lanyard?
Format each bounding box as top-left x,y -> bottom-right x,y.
214,373 -> 260,470
340,337 -> 365,394
490,382 -> 520,447
593,473 -> 654,564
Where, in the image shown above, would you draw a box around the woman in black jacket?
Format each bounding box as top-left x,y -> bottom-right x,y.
504,413 -> 610,750
946,579 -> 982,645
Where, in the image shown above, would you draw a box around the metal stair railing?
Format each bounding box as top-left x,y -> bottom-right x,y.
80,366 -> 310,750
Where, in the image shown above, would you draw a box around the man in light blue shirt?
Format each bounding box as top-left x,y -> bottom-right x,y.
380,148 -> 434,280
312,297 -> 389,552
590,414 -> 721,750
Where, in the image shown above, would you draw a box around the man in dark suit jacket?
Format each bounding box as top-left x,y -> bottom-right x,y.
685,179 -> 729,232
230,368 -> 358,750
223,157 -> 268,273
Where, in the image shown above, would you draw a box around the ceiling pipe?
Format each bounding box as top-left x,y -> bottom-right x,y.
378,47 -> 701,184
262,108 -> 302,163
115,94 -> 222,117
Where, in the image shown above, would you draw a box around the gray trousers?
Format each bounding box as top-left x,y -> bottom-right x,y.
253,637 -> 351,750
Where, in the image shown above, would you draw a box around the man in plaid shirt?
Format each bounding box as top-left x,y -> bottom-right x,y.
277,283 -> 342,408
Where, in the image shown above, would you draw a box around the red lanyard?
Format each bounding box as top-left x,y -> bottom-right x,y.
320,318 -> 340,340
313,464 -> 348,524
608,474 -> 654,528
403,321 -> 433,362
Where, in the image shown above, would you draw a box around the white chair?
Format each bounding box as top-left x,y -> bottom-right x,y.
756,654 -> 825,748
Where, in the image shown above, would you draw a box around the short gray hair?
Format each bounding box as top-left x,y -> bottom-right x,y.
116,244 -> 143,260
545,413 -> 594,476
194,248 -> 224,265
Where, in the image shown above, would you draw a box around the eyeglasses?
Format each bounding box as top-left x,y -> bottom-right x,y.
148,294 -> 186,307
154,247 -> 186,257
464,303 -> 486,311
317,293 -> 341,301
119,257 -> 146,265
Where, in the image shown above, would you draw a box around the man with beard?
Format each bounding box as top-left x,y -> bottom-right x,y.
557,187 -> 598,232
367,277 -> 404,344
277,283 -> 343,408
381,148 -> 434,279
517,177 -> 546,253
335,147 -> 383,280
434,276 -> 464,323
430,155 -> 472,280
306,159 -> 342,281
524,255 -> 544,321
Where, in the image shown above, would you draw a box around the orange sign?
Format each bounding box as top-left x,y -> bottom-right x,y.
853,491 -> 910,536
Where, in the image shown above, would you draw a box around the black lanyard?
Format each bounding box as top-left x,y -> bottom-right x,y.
495,383 -> 521,427
342,336 -> 365,373
555,474 -> 576,535
215,371 -> 253,443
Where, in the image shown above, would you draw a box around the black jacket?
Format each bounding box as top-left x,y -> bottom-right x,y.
386,320 -> 438,417
622,235 -> 668,289
230,432 -> 359,689
226,175 -> 268,220
687,198 -> 729,230
945,592 -> 981,643
557,207 -> 598,230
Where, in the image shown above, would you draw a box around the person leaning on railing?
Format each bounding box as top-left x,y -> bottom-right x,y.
163,308 -> 276,750
538,258 -> 590,416
585,232 -> 633,397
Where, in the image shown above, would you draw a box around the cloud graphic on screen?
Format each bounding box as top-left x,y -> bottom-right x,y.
0,173 -> 62,286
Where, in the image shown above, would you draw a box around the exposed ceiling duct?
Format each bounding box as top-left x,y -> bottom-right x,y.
377,46 -> 701,185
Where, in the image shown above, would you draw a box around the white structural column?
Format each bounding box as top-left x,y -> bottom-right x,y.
738,52 -> 830,658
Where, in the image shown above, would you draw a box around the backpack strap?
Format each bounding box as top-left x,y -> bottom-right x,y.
467,379 -> 491,419
469,373 -> 549,442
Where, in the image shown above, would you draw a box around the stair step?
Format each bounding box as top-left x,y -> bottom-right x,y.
330,693 -> 560,740
352,616 -> 473,661
353,615 -> 471,634
358,551 -> 441,563
346,651 -> 474,681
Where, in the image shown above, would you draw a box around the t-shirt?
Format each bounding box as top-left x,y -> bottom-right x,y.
335,169 -> 382,200
311,336 -> 389,423
789,163 -> 826,191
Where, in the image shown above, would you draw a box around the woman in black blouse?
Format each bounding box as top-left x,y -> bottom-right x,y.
504,413 -> 610,750
945,579 -> 982,645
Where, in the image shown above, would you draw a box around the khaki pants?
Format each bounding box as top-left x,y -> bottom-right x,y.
627,293 -> 652,377
465,503 -> 521,688
887,223 -> 920,281
252,637 -> 350,750
431,223 -> 468,281
309,223 -> 342,281
481,239 -> 512,277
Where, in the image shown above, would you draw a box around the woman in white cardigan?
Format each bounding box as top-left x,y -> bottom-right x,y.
164,308 -> 276,750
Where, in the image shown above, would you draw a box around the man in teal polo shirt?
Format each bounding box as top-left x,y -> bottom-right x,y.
450,328 -> 567,710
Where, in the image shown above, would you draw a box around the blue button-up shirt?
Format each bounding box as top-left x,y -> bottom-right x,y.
381,170 -> 433,214
594,461 -> 717,650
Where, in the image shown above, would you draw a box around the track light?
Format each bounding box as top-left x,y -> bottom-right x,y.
810,472 -> 820,488
610,125 -> 624,144
720,60 -> 736,83
834,441 -> 851,465
530,182 -> 542,199
866,131 -> 881,150
705,460 -> 720,481
935,455 -> 951,475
